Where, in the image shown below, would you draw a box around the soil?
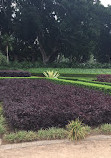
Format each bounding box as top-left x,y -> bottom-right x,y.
0,139 -> 111,158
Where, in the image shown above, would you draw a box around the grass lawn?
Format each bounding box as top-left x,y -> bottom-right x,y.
27,68 -> 111,74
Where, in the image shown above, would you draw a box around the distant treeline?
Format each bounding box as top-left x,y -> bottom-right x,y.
0,0 -> 111,64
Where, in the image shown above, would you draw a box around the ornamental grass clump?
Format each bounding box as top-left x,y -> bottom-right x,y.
43,70 -> 59,78
66,119 -> 91,140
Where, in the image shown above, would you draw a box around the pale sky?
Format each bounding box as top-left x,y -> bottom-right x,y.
100,0 -> 111,7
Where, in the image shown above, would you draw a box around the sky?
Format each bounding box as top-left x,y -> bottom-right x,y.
100,0 -> 111,7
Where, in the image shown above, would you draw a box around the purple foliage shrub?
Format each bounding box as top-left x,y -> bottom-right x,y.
0,79 -> 111,130
97,74 -> 111,83
0,70 -> 31,77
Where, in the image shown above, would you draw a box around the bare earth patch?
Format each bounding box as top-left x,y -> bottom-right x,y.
1,139 -> 111,158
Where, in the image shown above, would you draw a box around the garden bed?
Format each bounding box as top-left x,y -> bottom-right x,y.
0,79 -> 111,130
0,70 -> 31,77
0,78 -> 111,143
96,74 -> 111,83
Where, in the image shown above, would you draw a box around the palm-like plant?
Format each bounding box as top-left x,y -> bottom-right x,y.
43,70 -> 60,78
1,34 -> 14,63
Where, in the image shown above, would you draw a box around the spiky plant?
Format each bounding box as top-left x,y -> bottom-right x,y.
43,70 -> 60,78
66,119 -> 90,141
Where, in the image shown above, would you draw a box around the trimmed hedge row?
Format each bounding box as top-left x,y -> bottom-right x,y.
0,76 -> 44,79
1,79 -> 111,131
59,77 -> 111,86
0,70 -> 31,77
49,78 -> 111,94
0,76 -> 111,93
32,73 -> 98,78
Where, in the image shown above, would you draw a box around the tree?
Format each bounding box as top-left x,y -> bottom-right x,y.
0,0 -> 111,64
1,34 -> 14,63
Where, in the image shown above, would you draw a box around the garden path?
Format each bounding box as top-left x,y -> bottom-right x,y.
0,136 -> 111,158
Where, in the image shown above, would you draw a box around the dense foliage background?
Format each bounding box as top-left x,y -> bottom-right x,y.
0,0 -> 111,65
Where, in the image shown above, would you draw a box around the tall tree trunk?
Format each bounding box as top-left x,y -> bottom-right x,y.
39,44 -> 50,64
36,37 -> 58,64
6,45 -> 9,63
39,45 -> 58,64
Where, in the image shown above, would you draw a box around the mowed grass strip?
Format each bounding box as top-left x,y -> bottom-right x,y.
27,68 -> 111,74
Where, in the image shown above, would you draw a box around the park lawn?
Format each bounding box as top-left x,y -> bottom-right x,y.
27,68 -> 111,74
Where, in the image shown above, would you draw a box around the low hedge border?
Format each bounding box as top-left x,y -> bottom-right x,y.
47,78 -> 111,94
0,76 -> 111,94
0,77 -> 111,94
32,73 -> 98,78
59,77 -> 111,86
0,76 -> 44,80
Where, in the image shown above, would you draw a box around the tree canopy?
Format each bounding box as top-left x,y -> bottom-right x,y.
0,0 -> 111,64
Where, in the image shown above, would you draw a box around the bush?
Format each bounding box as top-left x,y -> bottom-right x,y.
66,119 -> 91,140
3,131 -> 38,143
0,79 -> 111,131
97,74 -> 111,83
3,128 -> 67,143
0,115 -> 6,125
50,78 -> 111,94
0,115 -> 6,136
0,52 -> 7,66
100,124 -> 111,134
0,124 -> 6,135
0,70 -> 31,77
37,127 -> 67,140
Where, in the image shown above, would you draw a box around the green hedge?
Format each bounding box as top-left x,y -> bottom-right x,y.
59,77 -> 111,86
47,78 -> 111,94
32,73 -> 98,78
0,76 -> 111,94
0,76 -> 44,79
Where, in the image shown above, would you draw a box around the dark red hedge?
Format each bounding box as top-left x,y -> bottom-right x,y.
97,74 -> 111,83
0,70 -> 31,77
0,79 -> 111,130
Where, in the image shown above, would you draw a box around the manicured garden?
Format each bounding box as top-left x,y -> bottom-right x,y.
0,69 -> 111,144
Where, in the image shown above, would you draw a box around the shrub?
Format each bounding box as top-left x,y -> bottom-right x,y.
3,131 -> 38,143
100,124 -> 111,134
0,124 -> 6,135
50,78 -> 111,94
0,52 -> 7,66
0,115 -> 6,125
37,127 -> 67,140
0,70 -> 31,77
66,119 -> 91,140
0,115 -> 6,136
1,79 -> 111,131
97,75 -> 111,83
